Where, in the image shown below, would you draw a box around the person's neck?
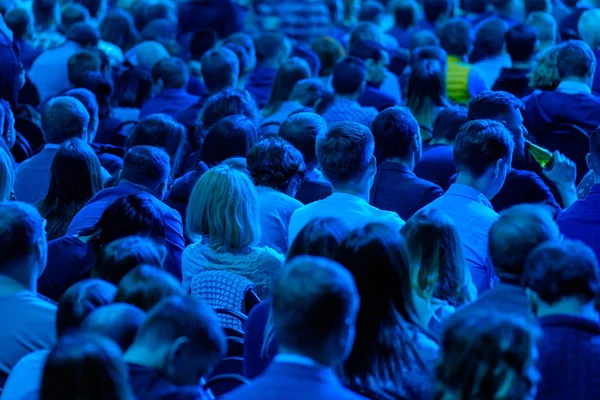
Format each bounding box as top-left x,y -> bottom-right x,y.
119,179 -> 152,194
561,76 -> 590,86
332,182 -> 370,202
277,347 -> 332,369
536,299 -> 599,321
455,173 -> 493,199
429,138 -> 453,146
336,93 -> 360,102
0,271 -> 37,295
123,343 -> 165,370
384,156 -> 415,171
512,60 -> 531,69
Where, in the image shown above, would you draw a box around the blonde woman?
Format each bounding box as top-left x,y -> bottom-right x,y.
0,147 -> 14,202
183,163 -> 284,297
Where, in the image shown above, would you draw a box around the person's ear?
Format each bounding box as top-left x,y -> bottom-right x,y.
494,158 -> 504,179
166,336 -> 191,376
586,153 -> 593,170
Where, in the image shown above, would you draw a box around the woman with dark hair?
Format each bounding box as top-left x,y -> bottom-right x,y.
112,66 -> 154,121
40,333 -> 135,400
243,216 -> 349,379
99,9 -> 139,53
199,88 -> 261,133
336,223 -> 439,400
38,193 -> 167,301
36,138 -> 103,241
261,57 -> 312,118
406,59 -> 449,141
114,265 -> 182,311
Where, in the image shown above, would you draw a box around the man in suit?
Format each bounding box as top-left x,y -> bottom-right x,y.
370,107 -> 443,221
224,256 -> 365,400
67,146 -> 185,257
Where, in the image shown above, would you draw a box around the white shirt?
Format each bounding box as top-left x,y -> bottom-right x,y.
288,192 -> 405,247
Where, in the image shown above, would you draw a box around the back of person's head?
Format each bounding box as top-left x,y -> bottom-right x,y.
527,11 -> 557,46
273,255 -> 359,366
488,204 -> 559,282
279,112 -> 327,167
525,0 -> 551,14
332,56 -> 367,96
263,57 -> 312,117
0,148 -> 13,202
114,265 -> 182,311
189,29 -> 217,60
82,303 -> 146,351
121,145 -> 170,191
475,18 -> 508,58
468,90 -> 524,121
287,217 -> 349,261
371,106 -> 420,161
524,239 -> 599,312
151,57 -> 188,89
432,105 -> 468,142
78,71 -> 114,119
200,47 -> 239,93
557,40 -> 596,80
5,7 -> 30,40
411,45 -> 448,68
402,209 -> 474,307
579,9 -> 600,50
359,0 -> 384,23
199,115 -> 257,166
391,0 -> 419,29
349,22 -> 384,48
439,18 -> 472,57
114,66 -> 153,108
99,9 -> 139,52
66,22 -> 100,48
40,333 -> 133,400
410,30 -> 441,50
289,78 -> 331,109
187,163 -> 260,248
588,126 -> 600,173
406,59 -> 447,126
247,136 -> 306,193
91,236 -> 166,285
423,0 -> 451,23
33,0 -> 57,29
72,0 -> 104,19
530,43 -> 563,90
56,279 -> 116,337
223,32 -> 256,72
65,88 -> 99,141
505,23 -> 537,62
223,43 -> 250,80
436,313 -> 538,400
128,295 -> 226,384
68,50 -> 102,88
42,96 -> 90,144
255,32 -> 291,65
61,3 -> 90,32
311,36 -> 345,77
199,89 -> 260,130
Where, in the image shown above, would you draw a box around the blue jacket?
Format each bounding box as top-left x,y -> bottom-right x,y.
244,300 -> 277,379
358,84 -> 397,112
414,144 -> 456,190
178,0 -> 246,39
139,88 -> 199,119
246,66 -> 278,109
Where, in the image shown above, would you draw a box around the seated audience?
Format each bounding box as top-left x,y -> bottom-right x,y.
0,202 -> 56,389
414,105 -> 468,189
529,43 -> 563,92
98,9 -> 139,54
523,239 -> 600,400
40,333 -> 134,400
82,303 -> 146,351
289,121 -> 405,245
578,9 -> 600,96
472,18 -> 511,88
311,36 -> 345,85
36,138 -> 103,241
226,256 -> 364,400
14,96 -> 90,204
114,265 -> 183,311
63,88 -> 100,145
322,57 -> 379,127
5,7 -> 42,69
493,24 -> 537,97
370,107 -> 443,221
386,0 -> 419,49
39,193 -> 166,301
199,89 -> 262,133
223,43 -> 251,91
177,0 -> 245,39
0,147 -> 14,202
526,11 -> 558,54
124,296 -> 226,400
183,163 -> 284,296
262,57 -> 312,119
247,137 -> 306,253
67,50 -> 101,88
1,278 -> 116,400
421,120 -> 513,293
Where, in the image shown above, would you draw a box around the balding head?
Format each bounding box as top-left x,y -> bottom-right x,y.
83,303 -> 146,351
42,96 -> 90,144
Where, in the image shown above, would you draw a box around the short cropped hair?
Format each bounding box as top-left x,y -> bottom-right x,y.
468,90 -> 524,121
371,107 -> 419,160
201,48 -> 240,92
247,137 -> 306,192
66,22 -> 100,48
489,204 -> 559,281
439,18 -> 473,57
332,56 -> 367,95
311,36 -> 345,77
200,89 -> 260,130
61,3 -> 90,32
557,40 -> 596,79
524,239 -> 599,304
121,146 -> 171,189
359,1 -> 384,22
65,88 -> 99,140
272,256 -> 359,359
392,0 -> 419,30
527,11 -> 557,44
279,112 -> 328,166
410,30 -> 441,50
453,119 -> 514,178
42,97 -> 90,144
578,9 -> 600,49
255,32 -> 290,64
316,121 -> 375,186
68,50 -> 101,87
0,202 -> 45,270
199,115 -> 258,166
423,0 -> 451,23
349,22 -> 384,48
350,40 -> 386,63
152,57 -> 189,89
505,23 -> 537,62
432,106 -> 468,142
223,43 -> 249,78
114,265 -> 182,311
475,18 -> 508,57
82,303 -> 146,351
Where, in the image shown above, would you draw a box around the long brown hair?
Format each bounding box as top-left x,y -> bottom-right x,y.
406,59 -> 449,135
262,57 -> 312,118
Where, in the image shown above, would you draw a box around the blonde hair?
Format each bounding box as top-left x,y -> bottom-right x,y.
0,148 -> 14,202
186,164 -> 260,249
530,44 -> 563,91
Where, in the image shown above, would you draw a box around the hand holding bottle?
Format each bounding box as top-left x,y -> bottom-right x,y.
542,150 -> 577,186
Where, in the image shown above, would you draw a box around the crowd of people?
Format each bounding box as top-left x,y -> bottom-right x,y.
0,0 -> 600,398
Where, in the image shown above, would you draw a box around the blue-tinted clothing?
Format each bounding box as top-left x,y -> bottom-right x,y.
492,67 -> 533,98
421,184 -> 498,293
28,41 -> 80,102
1,349 -> 48,400
246,66 -> 278,109
15,39 -> 41,69
178,0 -> 246,39
473,54 -> 512,89
593,49 -> 600,98
414,144 -> 456,190
139,88 -> 199,119
322,98 -> 378,128
256,186 -> 303,254
358,84 -> 397,112
491,169 -> 561,214
386,27 -> 413,50
14,146 -> 59,204
243,300 -> 276,379
294,178 -> 332,205
128,363 -> 212,400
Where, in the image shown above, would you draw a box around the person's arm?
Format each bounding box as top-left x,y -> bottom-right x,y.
467,67 -> 488,97
542,150 -> 578,208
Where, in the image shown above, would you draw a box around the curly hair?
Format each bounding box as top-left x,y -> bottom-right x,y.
530,43 -> 563,90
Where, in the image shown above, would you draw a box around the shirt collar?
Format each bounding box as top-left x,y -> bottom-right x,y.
446,183 -> 494,210
557,80 -> 592,95
274,354 -> 320,367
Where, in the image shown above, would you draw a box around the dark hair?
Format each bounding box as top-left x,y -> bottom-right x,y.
524,239 -> 599,304
68,50 -> 101,87
91,236 -> 166,285
475,18 -> 508,57
65,88 -> 99,140
423,0 -> 451,23
121,145 -> 170,190
61,3 -> 89,32
114,265 -> 182,311
557,40 -> 596,79
0,202 -> 44,271
199,115 -> 258,166
350,39 -> 386,63
80,193 -> 166,252
56,279 -> 116,337
336,224 -> 429,395
81,303 -> 146,351
467,90 -> 524,121
255,32 -> 290,64
332,56 -> 367,95
432,105 -> 468,141
263,57 -> 312,118
525,0 -> 551,15
410,30 -> 441,50
114,66 -> 153,108
439,18 -> 472,57
359,0 -> 384,22
392,0 -> 419,29
589,126 -> 600,169
36,139 -> 103,241
316,121 -> 374,186
489,204 -> 559,282
199,89 -> 260,131
40,333 -> 134,400
190,29 -> 218,61
99,9 -> 139,52
287,217 -> 349,261
311,36 -> 345,77
279,112 -> 328,167
78,71 -> 114,119
5,7 -> 30,39
289,79 -> 331,111
42,96 -> 90,144
247,136 -> 306,192
411,45 -> 448,68
151,57 -> 188,89
72,0 -> 102,18
453,119 -> 514,178
223,43 -> 249,79
66,22 -> 100,48
200,48 -> 240,93
371,106 -> 420,161
223,32 -> 256,72
505,23 -> 537,62
406,60 -> 449,130
140,19 -> 179,56
33,0 -> 57,29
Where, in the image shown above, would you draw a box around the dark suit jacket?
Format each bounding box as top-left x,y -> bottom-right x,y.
223,362 -> 367,400
295,178 -> 332,205
359,84 -> 397,112
139,88 -> 199,119
244,300 -> 277,379
370,162 -> 443,221
414,144 -> 455,190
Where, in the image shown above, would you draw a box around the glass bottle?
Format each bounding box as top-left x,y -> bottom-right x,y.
526,141 -> 554,169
